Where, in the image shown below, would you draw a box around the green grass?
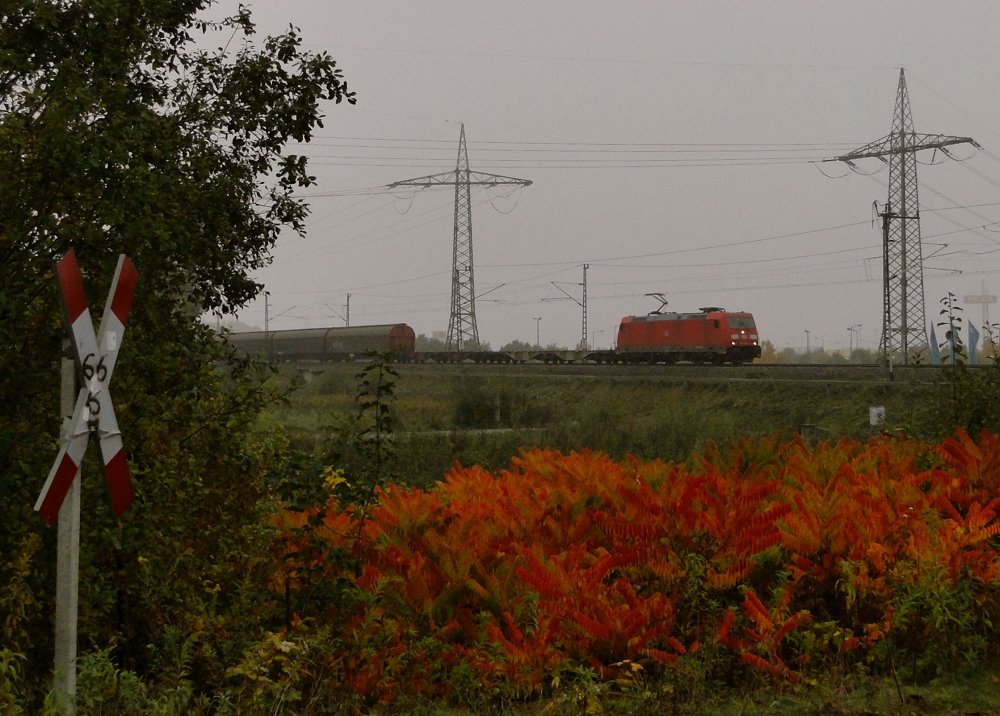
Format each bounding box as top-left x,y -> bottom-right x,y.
373,666 -> 1000,715
395,667 -> 1000,715
259,361 -> 959,508
267,363 -> 949,486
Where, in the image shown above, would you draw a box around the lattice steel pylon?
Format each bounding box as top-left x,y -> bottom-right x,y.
834,69 -> 976,365
387,124 -> 531,352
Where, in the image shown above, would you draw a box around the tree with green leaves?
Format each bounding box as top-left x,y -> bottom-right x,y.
0,1 -> 354,709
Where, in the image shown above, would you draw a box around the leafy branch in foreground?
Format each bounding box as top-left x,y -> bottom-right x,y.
0,2 -> 355,709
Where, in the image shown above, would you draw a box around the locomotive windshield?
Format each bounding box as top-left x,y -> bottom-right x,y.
727,315 -> 755,329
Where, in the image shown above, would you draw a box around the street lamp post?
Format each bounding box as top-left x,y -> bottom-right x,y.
847,324 -> 862,358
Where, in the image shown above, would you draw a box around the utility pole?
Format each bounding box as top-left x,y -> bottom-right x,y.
833,68 -> 976,366
847,324 -> 862,356
387,124 -> 531,353
550,264 -> 590,350
345,293 -> 351,327
264,291 -> 270,333
533,317 -> 541,348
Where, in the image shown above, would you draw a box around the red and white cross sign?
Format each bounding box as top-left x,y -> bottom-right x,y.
35,250 -> 138,524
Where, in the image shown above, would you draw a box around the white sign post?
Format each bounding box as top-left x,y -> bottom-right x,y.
54,352 -> 80,713
37,249 -> 138,712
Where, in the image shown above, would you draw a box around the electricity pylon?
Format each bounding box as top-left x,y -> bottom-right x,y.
834,68 -> 976,365
388,124 -> 531,352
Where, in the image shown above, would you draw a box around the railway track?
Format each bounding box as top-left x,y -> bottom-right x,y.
295,360 -> 973,385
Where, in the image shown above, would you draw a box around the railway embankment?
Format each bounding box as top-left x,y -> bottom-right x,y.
269,361 -> 967,491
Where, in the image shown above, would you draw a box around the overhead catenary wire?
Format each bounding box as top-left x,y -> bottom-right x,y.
274,201 -> 1000,299
278,190 -> 496,262
303,218 -> 881,300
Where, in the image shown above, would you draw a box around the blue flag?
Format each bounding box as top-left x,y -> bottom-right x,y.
929,324 -> 941,365
969,323 -> 980,366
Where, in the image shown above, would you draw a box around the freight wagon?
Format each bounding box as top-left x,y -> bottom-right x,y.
226,324 -> 416,362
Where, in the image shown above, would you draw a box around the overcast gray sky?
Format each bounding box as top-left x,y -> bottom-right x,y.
216,1 -> 1000,352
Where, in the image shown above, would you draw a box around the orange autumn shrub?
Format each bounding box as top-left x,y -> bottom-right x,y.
263,430 -> 1000,704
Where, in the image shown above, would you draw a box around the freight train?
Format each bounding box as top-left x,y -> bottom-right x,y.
225,307 -> 760,365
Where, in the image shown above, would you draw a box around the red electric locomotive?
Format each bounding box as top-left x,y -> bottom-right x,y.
616,306 -> 761,364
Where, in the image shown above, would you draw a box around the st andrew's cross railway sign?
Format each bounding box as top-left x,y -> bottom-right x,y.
35,250 -> 138,524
